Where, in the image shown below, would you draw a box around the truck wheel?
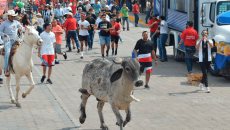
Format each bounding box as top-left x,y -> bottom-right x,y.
224,76 -> 230,80
174,45 -> 184,62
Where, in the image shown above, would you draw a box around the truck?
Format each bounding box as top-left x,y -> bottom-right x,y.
153,0 -> 230,79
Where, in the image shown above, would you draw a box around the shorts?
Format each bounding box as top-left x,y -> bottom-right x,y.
55,44 -> 62,54
41,55 -> 55,67
99,36 -> 111,45
78,35 -> 88,41
139,62 -> 153,74
111,35 -> 119,44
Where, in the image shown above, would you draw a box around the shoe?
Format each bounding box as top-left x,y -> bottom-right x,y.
199,83 -> 205,91
123,28 -> 125,31
63,52 -> 67,60
80,56 -> 83,59
144,84 -> 150,89
77,49 -> 80,53
206,87 -> 211,93
102,54 -> 105,58
73,46 -> 76,49
106,50 -> 109,57
55,60 -> 60,64
0,78 -> 3,84
46,79 -> 53,84
66,49 -> 72,52
41,75 -> 46,83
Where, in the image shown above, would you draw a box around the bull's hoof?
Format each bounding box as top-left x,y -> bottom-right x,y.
22,93 -> 26,98
123,121 -> 128,127
101,124 -> 109,130
16,102 -> 21,108
135,80 -> 143,87
11,99 -> 15,104
79,116 -> 86,124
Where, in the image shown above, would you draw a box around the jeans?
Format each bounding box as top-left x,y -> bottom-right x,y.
145,10 -> 150,23
122,17 -> 129,30
151,32 -> 158,53
158,34 -> 168,60
185,46 -> 196,73
4,40 -> 14,72
134,13 -> 139,26
67,31 -> 80,50
199,61 -> 211,87
88,30 -> 95,49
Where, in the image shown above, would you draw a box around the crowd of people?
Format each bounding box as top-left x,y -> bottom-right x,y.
0,0 -> 213,93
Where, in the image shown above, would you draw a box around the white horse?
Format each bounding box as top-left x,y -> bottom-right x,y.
0,26 -> 43,107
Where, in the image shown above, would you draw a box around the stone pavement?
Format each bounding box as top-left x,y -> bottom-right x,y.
0,22 -> 230,130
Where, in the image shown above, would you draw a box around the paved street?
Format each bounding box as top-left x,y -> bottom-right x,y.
0,22 -> 230,130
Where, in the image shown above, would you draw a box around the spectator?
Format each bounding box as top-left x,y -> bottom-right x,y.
133,31 -> 158,88
38,23 -> 56,84
21,14 -> 31,26
159,16 -> 168,62
145,0 -> 151,24
52,20 -> 67,64
110,17 -> 121,55
63,12 -> 80,52
179,21 -> 199,73
148,15 -> 160,54
93,0 -> 101,16
196,30 -> 213,93
78,13 -> 90,59
86,11 -> 96,50
132,1 -> 140,27
54,3 -> 64,24
120,3 -> 129,31
98,14 -> 112,57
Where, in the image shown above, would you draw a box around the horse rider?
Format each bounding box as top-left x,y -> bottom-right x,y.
0,10 -> 23,77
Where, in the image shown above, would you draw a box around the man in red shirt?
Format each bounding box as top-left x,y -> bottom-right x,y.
132,1 -> 140,27
110,17 -> 121,55
148,15 -> 160,53
179,21 -> 199,73
63,12 -> 80,52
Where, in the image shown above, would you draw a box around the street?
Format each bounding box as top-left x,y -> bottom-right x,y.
0,23 -> 230,130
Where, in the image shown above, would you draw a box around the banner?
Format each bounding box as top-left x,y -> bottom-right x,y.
0,0 -> 7,15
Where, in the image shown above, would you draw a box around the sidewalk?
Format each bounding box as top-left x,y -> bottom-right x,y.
128,12 -> 148,28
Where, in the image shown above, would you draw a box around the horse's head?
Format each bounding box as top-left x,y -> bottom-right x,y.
23,26 -> 43,47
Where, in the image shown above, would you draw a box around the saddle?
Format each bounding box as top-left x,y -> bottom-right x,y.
0,41 -> 21,73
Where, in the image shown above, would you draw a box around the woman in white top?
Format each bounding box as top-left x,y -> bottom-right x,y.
196,30 -> 213,93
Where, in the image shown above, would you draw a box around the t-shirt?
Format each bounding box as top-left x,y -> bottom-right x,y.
134,39 -> 154,54
148,18 -> 160,33
86,16 -> 96,31
98,21 -> 112,36
160,20 -> 168,34
52,25 -> 63,44
78,20 -> 90,36
110,22 -> 121,36
40,31 -> 56,55
0,20 -> 22,40
181,27 -> 199,46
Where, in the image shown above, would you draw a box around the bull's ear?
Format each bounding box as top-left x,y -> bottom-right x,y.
110,69 -> 123,83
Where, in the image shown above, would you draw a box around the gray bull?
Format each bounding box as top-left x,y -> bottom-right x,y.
79,57 -> 143,130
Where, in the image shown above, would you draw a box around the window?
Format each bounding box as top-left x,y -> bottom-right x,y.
169,0 -> 187,12
210,3 -> 216,23
217,1 -> 230,15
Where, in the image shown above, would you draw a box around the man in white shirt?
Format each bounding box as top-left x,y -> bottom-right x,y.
38,23 -> 56,84
78,13 -> 90,59
0,10 -> 22,77
85,0 -> 92,12
159,16 -> 168,62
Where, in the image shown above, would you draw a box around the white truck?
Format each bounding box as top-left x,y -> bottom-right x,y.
154,0 -> 230,79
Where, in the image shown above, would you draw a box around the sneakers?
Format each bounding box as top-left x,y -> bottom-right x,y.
55,60 -> 60,64
41,75 -> 46,83
199,83 -> 205,91
106,50 -> 109,57
77,49 -> 80,53
63,52 -> 67,60
46,79 -> 53,84
80,56 -> 83,59
0,78 -> 3,84
206,87 -> 211,93
115,49 -> 117,55
144,84 -> 150,89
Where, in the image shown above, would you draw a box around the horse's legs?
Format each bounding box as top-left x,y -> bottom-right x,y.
22,72 -> 35,98
97,101 -> 108,130
6,76 -> 15,103
111,103 -> 124,130
79,90 -> 90,124
15,76 -> 21,107
123,106 -> 131,127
